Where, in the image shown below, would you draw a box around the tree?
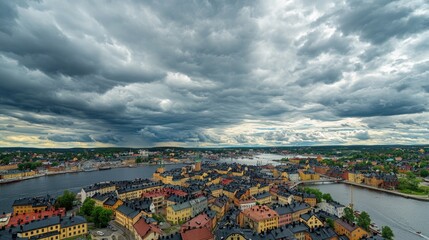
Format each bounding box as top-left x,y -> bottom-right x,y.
136,157 -> 143,163
420,169 -> 429,178
326,218 -> 334,228
382,226 -> 394,240
344,207 -> 355,222
91,206 -> 112,228
80,198 -> 95,216
322,193 -> 333,202
55,190 -> 76,211
98,209 -> 113,227
357,211 -> 371,231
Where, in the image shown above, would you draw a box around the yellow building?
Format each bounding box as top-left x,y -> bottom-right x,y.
257,184 -> 270,194
254,191 -> 272,205
17,216 -> 87,240
300,213 -> 323,228
117,183 -> 162,200
247,186 -> 259,196
166,202 -> 192,224
1,170 -> 35,180
347,172 -> 364,184
238,205 -> 279,233
13,196 -> 53,214
211,196 -> 229,220
0,164 -> 18,171
103,197 -> 123,212
115,205 -> 143,230
334,219 -> 368,240
298,170 -> 320,181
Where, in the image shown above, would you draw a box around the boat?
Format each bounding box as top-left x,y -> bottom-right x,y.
369,223 -> 380,233
83,168 -> 97,172
99,166 -> 112,170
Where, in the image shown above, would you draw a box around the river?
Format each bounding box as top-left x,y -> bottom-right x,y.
0,164 -> 185,213
312,183 -> 429,240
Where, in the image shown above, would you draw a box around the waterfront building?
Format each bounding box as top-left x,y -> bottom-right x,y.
238,205 -> 279,233
80,182 -> 116,202
334,219 -> 368,240
12,195 -> 55,214
0,170 -> 36,180
317,201 -> 346,218
298,170 -> 320,181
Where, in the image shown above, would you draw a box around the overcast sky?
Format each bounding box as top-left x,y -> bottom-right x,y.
0,0 -> 428,148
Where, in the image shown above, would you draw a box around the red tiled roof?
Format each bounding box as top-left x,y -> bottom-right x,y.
181,227 -> 214,240
133,218 -> 161,238
242,205 -> 278,222
180,213 -> 212,232
7,208 -> 65,228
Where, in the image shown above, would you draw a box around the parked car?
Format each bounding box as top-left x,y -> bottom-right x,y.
96,231 -> 104,236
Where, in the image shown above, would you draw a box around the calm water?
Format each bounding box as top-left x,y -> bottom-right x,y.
219,153 -> 285,165
0,164 -> 185,213
312,183 -> 429,240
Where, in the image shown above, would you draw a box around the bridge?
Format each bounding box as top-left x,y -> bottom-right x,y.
289,178 -> 343,189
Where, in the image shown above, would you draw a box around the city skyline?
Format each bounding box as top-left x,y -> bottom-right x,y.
1,0 -> 428,148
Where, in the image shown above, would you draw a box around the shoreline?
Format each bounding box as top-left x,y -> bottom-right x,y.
0,162 -> 187,186
342,181 -> 429,202
303,180 -> 429,201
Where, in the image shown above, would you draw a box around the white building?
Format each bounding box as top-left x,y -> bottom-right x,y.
317,200 -> 346,218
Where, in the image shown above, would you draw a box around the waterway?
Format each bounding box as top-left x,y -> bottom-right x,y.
0,164 -> 185,213
219,153 -> 286,165
312,183 -> 429,240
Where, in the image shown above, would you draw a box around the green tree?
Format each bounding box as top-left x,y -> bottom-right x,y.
98,209 -> 113,227
135,157 -> 143,163
322,193 -> 333,202
420,169 -> 429,178
91,206 -> 112,228
80,198 -> 95,216
357,211 -> 371,231
382,226 -> 394,240
326,218 -> 334,228
91,206 -> 103,226
55,190 -> 76,211
344,207 -> 355,222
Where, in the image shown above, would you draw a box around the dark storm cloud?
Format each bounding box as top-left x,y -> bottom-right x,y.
337,0 -> 429,44
43,134 -> 94,143
0,0 -> 428,146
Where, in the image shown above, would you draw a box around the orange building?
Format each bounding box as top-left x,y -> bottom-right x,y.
238,205 -> 279,233
334,219 -> 368,240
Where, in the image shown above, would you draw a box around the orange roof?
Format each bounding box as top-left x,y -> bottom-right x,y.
181,213 -> 212,232
7,208 -> 66,228
133,218 -> 162,238
242,205 -> 278,222
181,227 -> 214,240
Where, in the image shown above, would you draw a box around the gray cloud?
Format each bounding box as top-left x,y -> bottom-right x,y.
0,0 -> 428,147
337,0 -> 429,44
